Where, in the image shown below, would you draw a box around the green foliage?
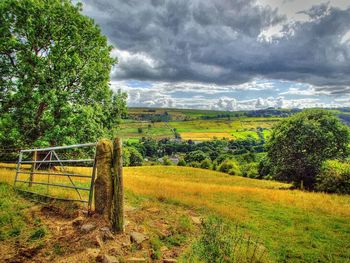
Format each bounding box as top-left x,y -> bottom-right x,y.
29,227 -> 46,241
218,160 -> 241,175
184,216 -> 266,263
0,0 -> 127,153
127,147 -> 143,166
266,109 -> 350,189
163,215 -> 192,248
189,161 -> 201,168
185,150 -> 208,163
162,156 -> 172,166
316,160 -> 350,194
150,236 -> 162,260
0,183 -> 30,240
258,157 -> 271,179
241,163 -> 259,178
200,158 -> 212,169
122,147 -> 131,167
177,158 -> 186,166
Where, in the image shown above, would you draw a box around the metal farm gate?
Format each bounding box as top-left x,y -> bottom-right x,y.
14,143 -> 97,210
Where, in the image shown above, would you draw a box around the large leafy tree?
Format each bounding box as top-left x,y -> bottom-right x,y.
0,0 -> 126,154
266,109 -> 349,189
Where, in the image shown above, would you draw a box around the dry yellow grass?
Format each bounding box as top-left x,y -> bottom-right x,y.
0,165 -> 92,201
1,164 -> 349,219
123,166 -> 350,220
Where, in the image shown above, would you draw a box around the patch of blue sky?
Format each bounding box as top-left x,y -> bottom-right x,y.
125,80 -> 152,88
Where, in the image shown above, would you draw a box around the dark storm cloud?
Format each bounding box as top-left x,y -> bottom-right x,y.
82,0 -> 350,93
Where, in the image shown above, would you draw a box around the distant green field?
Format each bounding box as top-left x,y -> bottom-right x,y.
118,107 -> 350,141
118,108 -> 279,141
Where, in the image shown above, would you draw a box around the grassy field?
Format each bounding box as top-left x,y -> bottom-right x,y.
108,107 -> 350,141
1,164 -> 350,262
117,117 -> 276,141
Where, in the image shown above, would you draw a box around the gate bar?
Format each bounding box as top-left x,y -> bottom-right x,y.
16,180 -> 90,191
21,159 -> 94,164
21,143 -> 97,152
17,171 -> 92,178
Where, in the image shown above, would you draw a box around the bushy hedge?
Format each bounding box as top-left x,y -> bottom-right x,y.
316,160 -> 350,194
124,147 -> 143,166
200,159 -> 212,169
241,163 -> 259,178
218,160 -> 241,176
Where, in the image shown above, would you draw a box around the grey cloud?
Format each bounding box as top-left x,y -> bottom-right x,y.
82,0 -> 350,93
297,2 -> 330,18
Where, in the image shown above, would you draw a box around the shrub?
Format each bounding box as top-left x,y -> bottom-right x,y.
163,156 -> 172,166
177,158 -> 186,166
185,150 -> 208,163
127,147 -> 143,166
122,148 -> 131,167
258,157 -> 271,179
316,160 -> 350,194
219,160 -> 241,175
241,163 -> 259,178
189,161 -> 201,168
200,159 -> 212,169
182,216 -> 266,263
212,160 -> 218,171
215,154 -> 231,165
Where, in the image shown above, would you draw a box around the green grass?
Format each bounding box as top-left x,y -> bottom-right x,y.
0,182 -> 48,246
124,166 -> 350,262
2,164 -> 350,262
117,115 -> 278,141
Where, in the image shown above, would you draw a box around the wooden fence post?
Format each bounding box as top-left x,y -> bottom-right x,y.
111,138 -> 124,233
94,140 -> 113,220
29,151 -> 37,187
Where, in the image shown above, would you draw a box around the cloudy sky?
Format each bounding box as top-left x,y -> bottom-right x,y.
80,0 -> 350,110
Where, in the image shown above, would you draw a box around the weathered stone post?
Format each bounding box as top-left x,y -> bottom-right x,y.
111,138 -> 124,233
94,140 -> 113,220
94,138 -> 124,233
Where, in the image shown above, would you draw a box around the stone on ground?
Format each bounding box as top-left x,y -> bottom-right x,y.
102,254 -> 119,263
130,231 -> 148,244
81,223 -> 96,233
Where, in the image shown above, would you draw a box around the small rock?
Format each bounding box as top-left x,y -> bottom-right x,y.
81,223 -> 96,233
190,216 -> 202,225
102,254 -> 119,263
126,257 -> 146,262
71,216 -> 84,227
130,231 -> 148,244
95,235 -> 104,248
163,259 -> 177,263
100,227 -> 114,241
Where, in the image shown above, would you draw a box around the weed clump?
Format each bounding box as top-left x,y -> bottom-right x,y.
183,216 -> 266,263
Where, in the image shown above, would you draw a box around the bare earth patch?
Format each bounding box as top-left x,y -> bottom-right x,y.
1,199 -> 200,263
